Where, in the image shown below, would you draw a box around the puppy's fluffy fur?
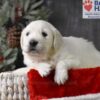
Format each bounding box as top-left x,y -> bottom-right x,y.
15,20 -> 100,85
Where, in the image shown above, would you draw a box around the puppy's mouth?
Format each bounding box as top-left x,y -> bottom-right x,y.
29,47 -> 38,52
30,47 -> 36,51
28,46 -> 43,54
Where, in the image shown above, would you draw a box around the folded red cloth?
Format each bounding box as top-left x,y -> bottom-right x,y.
28,67 -> 100,100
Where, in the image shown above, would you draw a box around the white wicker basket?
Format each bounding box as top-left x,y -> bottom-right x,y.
1,69 -> 100,100
0,71 -> 29,100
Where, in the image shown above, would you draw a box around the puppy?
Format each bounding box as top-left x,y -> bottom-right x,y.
17,20 -> 100,85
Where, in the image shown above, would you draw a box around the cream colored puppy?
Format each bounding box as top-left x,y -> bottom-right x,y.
18,20 -> 100,85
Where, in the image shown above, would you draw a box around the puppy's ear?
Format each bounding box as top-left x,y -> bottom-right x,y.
52,27 -> 63,52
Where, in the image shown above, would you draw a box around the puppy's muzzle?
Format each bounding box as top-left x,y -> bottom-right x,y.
29,40 -> 38,50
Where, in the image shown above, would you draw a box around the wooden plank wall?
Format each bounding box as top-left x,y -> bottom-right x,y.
46,0 -> 100,50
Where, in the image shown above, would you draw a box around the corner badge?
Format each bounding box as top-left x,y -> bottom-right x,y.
83,0 -> 100,19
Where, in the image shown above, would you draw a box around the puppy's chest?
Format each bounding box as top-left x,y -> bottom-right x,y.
24,51 -> 59,67
28,54 -> 52,63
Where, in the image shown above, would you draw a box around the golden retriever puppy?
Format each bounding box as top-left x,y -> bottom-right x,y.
15,20 -> 100,85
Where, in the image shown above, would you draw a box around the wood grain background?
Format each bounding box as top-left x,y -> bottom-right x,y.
46,0 -> 100,50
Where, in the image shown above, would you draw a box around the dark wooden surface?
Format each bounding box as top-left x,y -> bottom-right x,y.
46,0 -> 100,50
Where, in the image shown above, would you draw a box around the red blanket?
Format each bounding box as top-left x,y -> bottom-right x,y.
28,67 -> 100,100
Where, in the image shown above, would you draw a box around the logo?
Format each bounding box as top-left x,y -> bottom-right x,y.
83,0 -> 100,19
83,0 -> 93,11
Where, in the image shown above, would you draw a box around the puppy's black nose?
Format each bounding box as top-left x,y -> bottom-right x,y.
30,40 -> 38,47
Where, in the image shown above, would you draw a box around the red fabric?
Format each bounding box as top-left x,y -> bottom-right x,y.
28,67 -> 100,100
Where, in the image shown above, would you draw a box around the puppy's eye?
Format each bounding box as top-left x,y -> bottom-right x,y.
26,32 -> 30,36
42,32 -> 47,37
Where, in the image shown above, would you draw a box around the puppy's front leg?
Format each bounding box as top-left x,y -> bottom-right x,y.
54,58 -> 80,85
13,63 -> 53,77
37,62 -> 53,77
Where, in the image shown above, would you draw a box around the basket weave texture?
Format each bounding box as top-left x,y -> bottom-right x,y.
0,71 -> 29,100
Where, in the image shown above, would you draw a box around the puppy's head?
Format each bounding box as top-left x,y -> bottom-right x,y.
21,20 -> 62,58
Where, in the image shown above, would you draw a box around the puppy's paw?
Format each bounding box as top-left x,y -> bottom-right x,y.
38,63 -> 52,77
54,69 -> 68,85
